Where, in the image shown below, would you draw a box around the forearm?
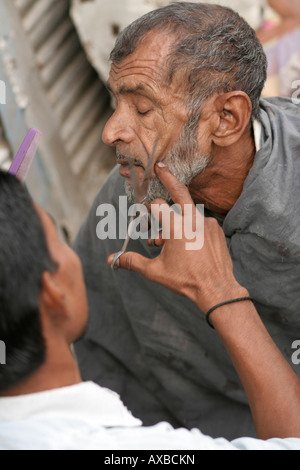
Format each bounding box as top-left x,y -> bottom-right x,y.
267,0 -> 300,19
257,17 -> 300,43
257,0 -> 300,43
110,165 -> 300,440
207,296 -> 300,439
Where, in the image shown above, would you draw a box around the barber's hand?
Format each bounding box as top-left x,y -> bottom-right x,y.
107,163 -> 248,314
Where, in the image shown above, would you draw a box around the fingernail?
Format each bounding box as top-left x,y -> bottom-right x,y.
111,258 -> 120,271
156,161 -> 167,169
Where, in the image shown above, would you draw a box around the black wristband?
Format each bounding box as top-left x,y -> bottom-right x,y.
206,297 -> 253,329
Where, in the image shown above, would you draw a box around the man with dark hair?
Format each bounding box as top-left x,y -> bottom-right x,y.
74,2 -> 300,439
0,173 -> 56,393
0,169 -> 300,450
0,173 -> 88,397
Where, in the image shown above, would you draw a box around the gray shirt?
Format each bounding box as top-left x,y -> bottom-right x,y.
74,97 -> 300,440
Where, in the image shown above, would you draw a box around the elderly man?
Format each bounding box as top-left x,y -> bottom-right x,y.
74,2 -> 300,439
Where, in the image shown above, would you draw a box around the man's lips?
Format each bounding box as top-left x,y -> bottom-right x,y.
118,162 -> 131,178
117,157 -> 145,178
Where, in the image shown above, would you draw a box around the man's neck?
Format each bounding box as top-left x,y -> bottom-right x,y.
189,131 -> 256,218
1,342 -> 82,398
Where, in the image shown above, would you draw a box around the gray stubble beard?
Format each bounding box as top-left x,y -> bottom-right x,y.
124,119 -> 211,203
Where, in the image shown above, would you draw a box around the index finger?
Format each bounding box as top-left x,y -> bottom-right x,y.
155,162 -> 194,207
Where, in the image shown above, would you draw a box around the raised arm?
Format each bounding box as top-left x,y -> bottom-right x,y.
257,0 -> 300,43
107,163 -> 300,440
267,0 -> 300,19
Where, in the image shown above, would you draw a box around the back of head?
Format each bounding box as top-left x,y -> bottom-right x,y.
0,172 -> 55,393
110,1 -> 267,121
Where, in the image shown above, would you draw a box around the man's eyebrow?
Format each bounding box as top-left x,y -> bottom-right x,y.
106,81 -> 159,104
119,83 -> 149,96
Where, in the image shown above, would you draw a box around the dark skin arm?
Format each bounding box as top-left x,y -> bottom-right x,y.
108,163 -> 300,440
257,0 -> 300,44
267,0 -> 300,19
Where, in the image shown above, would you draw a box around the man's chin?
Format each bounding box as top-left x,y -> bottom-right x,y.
124,179 -> 172,204
146,179 -> 172,203
124,180 -> 137,203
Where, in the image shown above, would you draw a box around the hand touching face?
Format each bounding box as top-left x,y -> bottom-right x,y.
107,163 -> 247,314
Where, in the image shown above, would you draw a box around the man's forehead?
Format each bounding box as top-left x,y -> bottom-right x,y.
108,32 -> 174,89
107,66 -> 165,105
109,59 -> 161,84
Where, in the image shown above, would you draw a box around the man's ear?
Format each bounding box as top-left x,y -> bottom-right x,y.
211,91 -> 252,147
40,271 -> 67,319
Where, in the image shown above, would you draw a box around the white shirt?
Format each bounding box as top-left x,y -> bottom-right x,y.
0,382 -> 299,450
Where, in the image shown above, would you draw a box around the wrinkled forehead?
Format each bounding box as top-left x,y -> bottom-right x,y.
109,31 -> 174,89
109,59 -> 163,94
108,32 -> 188,109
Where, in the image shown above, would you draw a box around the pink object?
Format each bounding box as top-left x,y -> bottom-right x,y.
262,20 -> 276,30
8,128 -> 42,183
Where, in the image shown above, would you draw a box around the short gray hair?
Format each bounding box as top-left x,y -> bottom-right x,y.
110,2 -> 267,121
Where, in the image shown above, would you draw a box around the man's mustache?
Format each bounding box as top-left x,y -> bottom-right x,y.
116,152 -> 144,168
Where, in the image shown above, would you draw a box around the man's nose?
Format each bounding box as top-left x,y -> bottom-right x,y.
102,110 -> 134,146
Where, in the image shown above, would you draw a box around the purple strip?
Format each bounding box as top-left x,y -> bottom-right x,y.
8,128 -> 42,182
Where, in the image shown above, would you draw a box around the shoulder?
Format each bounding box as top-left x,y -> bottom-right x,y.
259,97 -> 300,138
260,97 -> 300,119
92,165 -> 126,208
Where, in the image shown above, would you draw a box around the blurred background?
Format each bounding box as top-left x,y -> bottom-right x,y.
0,0 -> 299,241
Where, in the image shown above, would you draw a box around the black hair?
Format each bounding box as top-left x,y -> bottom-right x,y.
0,171 -> 56,393
110,2 -> 267,121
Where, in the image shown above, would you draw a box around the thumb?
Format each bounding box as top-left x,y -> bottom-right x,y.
107,251 -> 151,275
